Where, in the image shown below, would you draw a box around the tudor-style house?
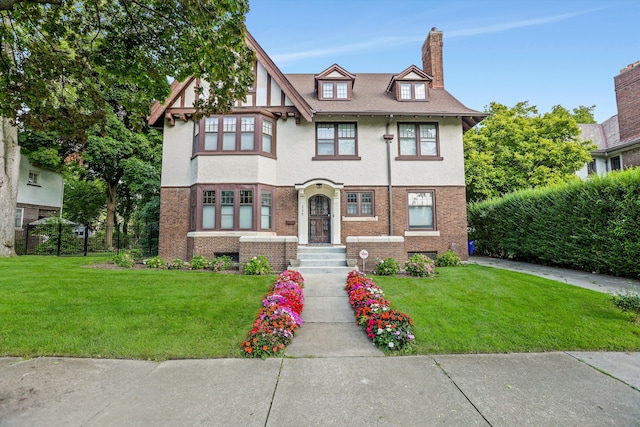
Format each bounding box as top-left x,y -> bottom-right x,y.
149,28 -> 485,272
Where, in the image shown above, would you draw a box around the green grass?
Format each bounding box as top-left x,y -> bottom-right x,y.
375,265 -> 640,354
2,258 -> 639,360
0,256 -> 273,360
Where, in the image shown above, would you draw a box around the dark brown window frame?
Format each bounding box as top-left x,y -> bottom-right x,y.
317,80 -> 352,101
192,114 -> 276,158
395,81 -> 428,101
313,122 -> 361,160
610,155 -> 622,171
194,184 -> 274,232
407,190 -> 436,230
345,191 -> 375,217
396,122 -> 442,160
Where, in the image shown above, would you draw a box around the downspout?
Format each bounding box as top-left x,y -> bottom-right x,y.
384,115 -> 395,236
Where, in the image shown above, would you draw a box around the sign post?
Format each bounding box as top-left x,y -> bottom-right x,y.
359,249 -> 369,272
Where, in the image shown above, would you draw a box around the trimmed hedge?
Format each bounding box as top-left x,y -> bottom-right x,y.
468,168 -> 640,279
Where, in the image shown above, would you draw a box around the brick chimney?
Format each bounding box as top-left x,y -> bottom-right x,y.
422,27 -> 444,89
614,60 -> 640,142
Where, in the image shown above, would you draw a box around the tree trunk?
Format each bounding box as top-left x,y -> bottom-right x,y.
0,116 -> 20,257
105,180 -> 117,248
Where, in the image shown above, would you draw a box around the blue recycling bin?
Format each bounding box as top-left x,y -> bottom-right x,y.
468,240 -> 476,255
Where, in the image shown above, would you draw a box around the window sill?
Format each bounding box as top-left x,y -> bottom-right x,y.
187,231 -> 276,237
404,230 -> 440,237
192,152 -> 276,159
312,156 -> 361,161
27,183 -> 42,187
342,216 -> 378,222
395,156 -> 443,161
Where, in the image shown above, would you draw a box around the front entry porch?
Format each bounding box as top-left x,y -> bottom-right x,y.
294,179 -> 343,246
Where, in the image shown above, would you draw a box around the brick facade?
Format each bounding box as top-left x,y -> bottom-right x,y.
346,237 -> 405,274
16,202 -> 59,227
239,236 -> 298,272
615,61 -> 640,143
159,187 -> 190,260
622,146 -> 640,169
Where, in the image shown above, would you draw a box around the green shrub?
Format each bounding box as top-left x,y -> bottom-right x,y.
128,249 -> 143,261
611,288 -> 640,324
242,255 -> 272,275
374,257 -> 400,276
144,256 -> 167,269
210,255 -> 233,272
168,258 -> 187,270
404,254 -> 435,277
113,253 -> 135,268
189,255 -> 209,270
436,250 -> 461,267
468,168 -> 640,278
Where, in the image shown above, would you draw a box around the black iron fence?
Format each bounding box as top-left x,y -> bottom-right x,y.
15,222 -> 158,257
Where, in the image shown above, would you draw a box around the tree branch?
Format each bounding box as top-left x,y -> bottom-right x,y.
0,0 -> 62,11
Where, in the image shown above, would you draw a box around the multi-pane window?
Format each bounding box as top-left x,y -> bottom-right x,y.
197,187 -> 273,231
220,190 -> 235,229
239,190 -> 253,229
408,192 -> 434,229
336,82 -> 348,99
194,115 -> 275,154
316,123 -> 357,157
261,191 -> 272,229
204,118 -> 218,150
610,156 -> 621,171
262,120 -> 273,154
346,192 -> 374,216
202,190 -> 216,229
222,118 -> 237,151
322,82 -> 333,99
15,208 -> 24,228
399,123 -> 438,157
240,118 -> 255,151
398,82 -> 427,100
319,81 -> 351,100
587,161 -> 596,175
28,171 -> 39,185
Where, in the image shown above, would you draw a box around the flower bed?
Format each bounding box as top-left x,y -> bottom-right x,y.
345,270 -> 415,351
241,270 -> 305,358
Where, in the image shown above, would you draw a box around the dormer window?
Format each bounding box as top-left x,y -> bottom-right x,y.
387,65 -> 432,102
321,81 -> 350,100
399,82 -> 427,100
315,64 -> 355,101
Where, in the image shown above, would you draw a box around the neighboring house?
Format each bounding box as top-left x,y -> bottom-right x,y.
578,60 -> 640,178
149,28 -> 485,271
15,154 -> 64,229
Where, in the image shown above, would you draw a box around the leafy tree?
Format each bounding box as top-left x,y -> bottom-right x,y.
0,0 -> 254,256
571,105 -> 597,124
464,102 -> 596,202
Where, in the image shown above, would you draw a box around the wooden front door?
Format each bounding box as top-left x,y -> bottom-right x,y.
309,195 -> 331,244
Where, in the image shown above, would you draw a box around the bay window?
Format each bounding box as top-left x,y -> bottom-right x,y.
195,186 -> 274,231
193,115 -> 275,155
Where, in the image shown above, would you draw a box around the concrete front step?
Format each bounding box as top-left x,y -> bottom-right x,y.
290,266 -> 356,275
297,245 -> 346,254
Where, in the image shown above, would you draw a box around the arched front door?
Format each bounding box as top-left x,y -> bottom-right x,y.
309,194 -> 331,244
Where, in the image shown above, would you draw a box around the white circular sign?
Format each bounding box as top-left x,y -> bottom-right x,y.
359,249 -> 369,259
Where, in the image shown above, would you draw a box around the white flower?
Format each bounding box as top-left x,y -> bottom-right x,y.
377,328 -> 383,335
388,342 -> 395,348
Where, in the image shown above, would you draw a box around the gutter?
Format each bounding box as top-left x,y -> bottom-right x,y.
384,115 -> 395,236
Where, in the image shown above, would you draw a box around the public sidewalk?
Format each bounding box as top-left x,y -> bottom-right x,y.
1,270 -> 639,426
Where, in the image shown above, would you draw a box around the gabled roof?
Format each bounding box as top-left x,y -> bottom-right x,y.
315,64 -> 356,80
286,73 -> 486,131
148,32 -> 313,127
386,65 -> 432,93
245,32 -> 313,122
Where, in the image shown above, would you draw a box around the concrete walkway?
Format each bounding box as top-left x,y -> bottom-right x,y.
1,263 -> 640,426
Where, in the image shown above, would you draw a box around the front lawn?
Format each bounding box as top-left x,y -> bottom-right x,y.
0,256 -> 272,360
1,257 -> 638,360
375,265 -> 640,354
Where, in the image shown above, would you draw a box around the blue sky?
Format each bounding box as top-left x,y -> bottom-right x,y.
246,0 -> 639,123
